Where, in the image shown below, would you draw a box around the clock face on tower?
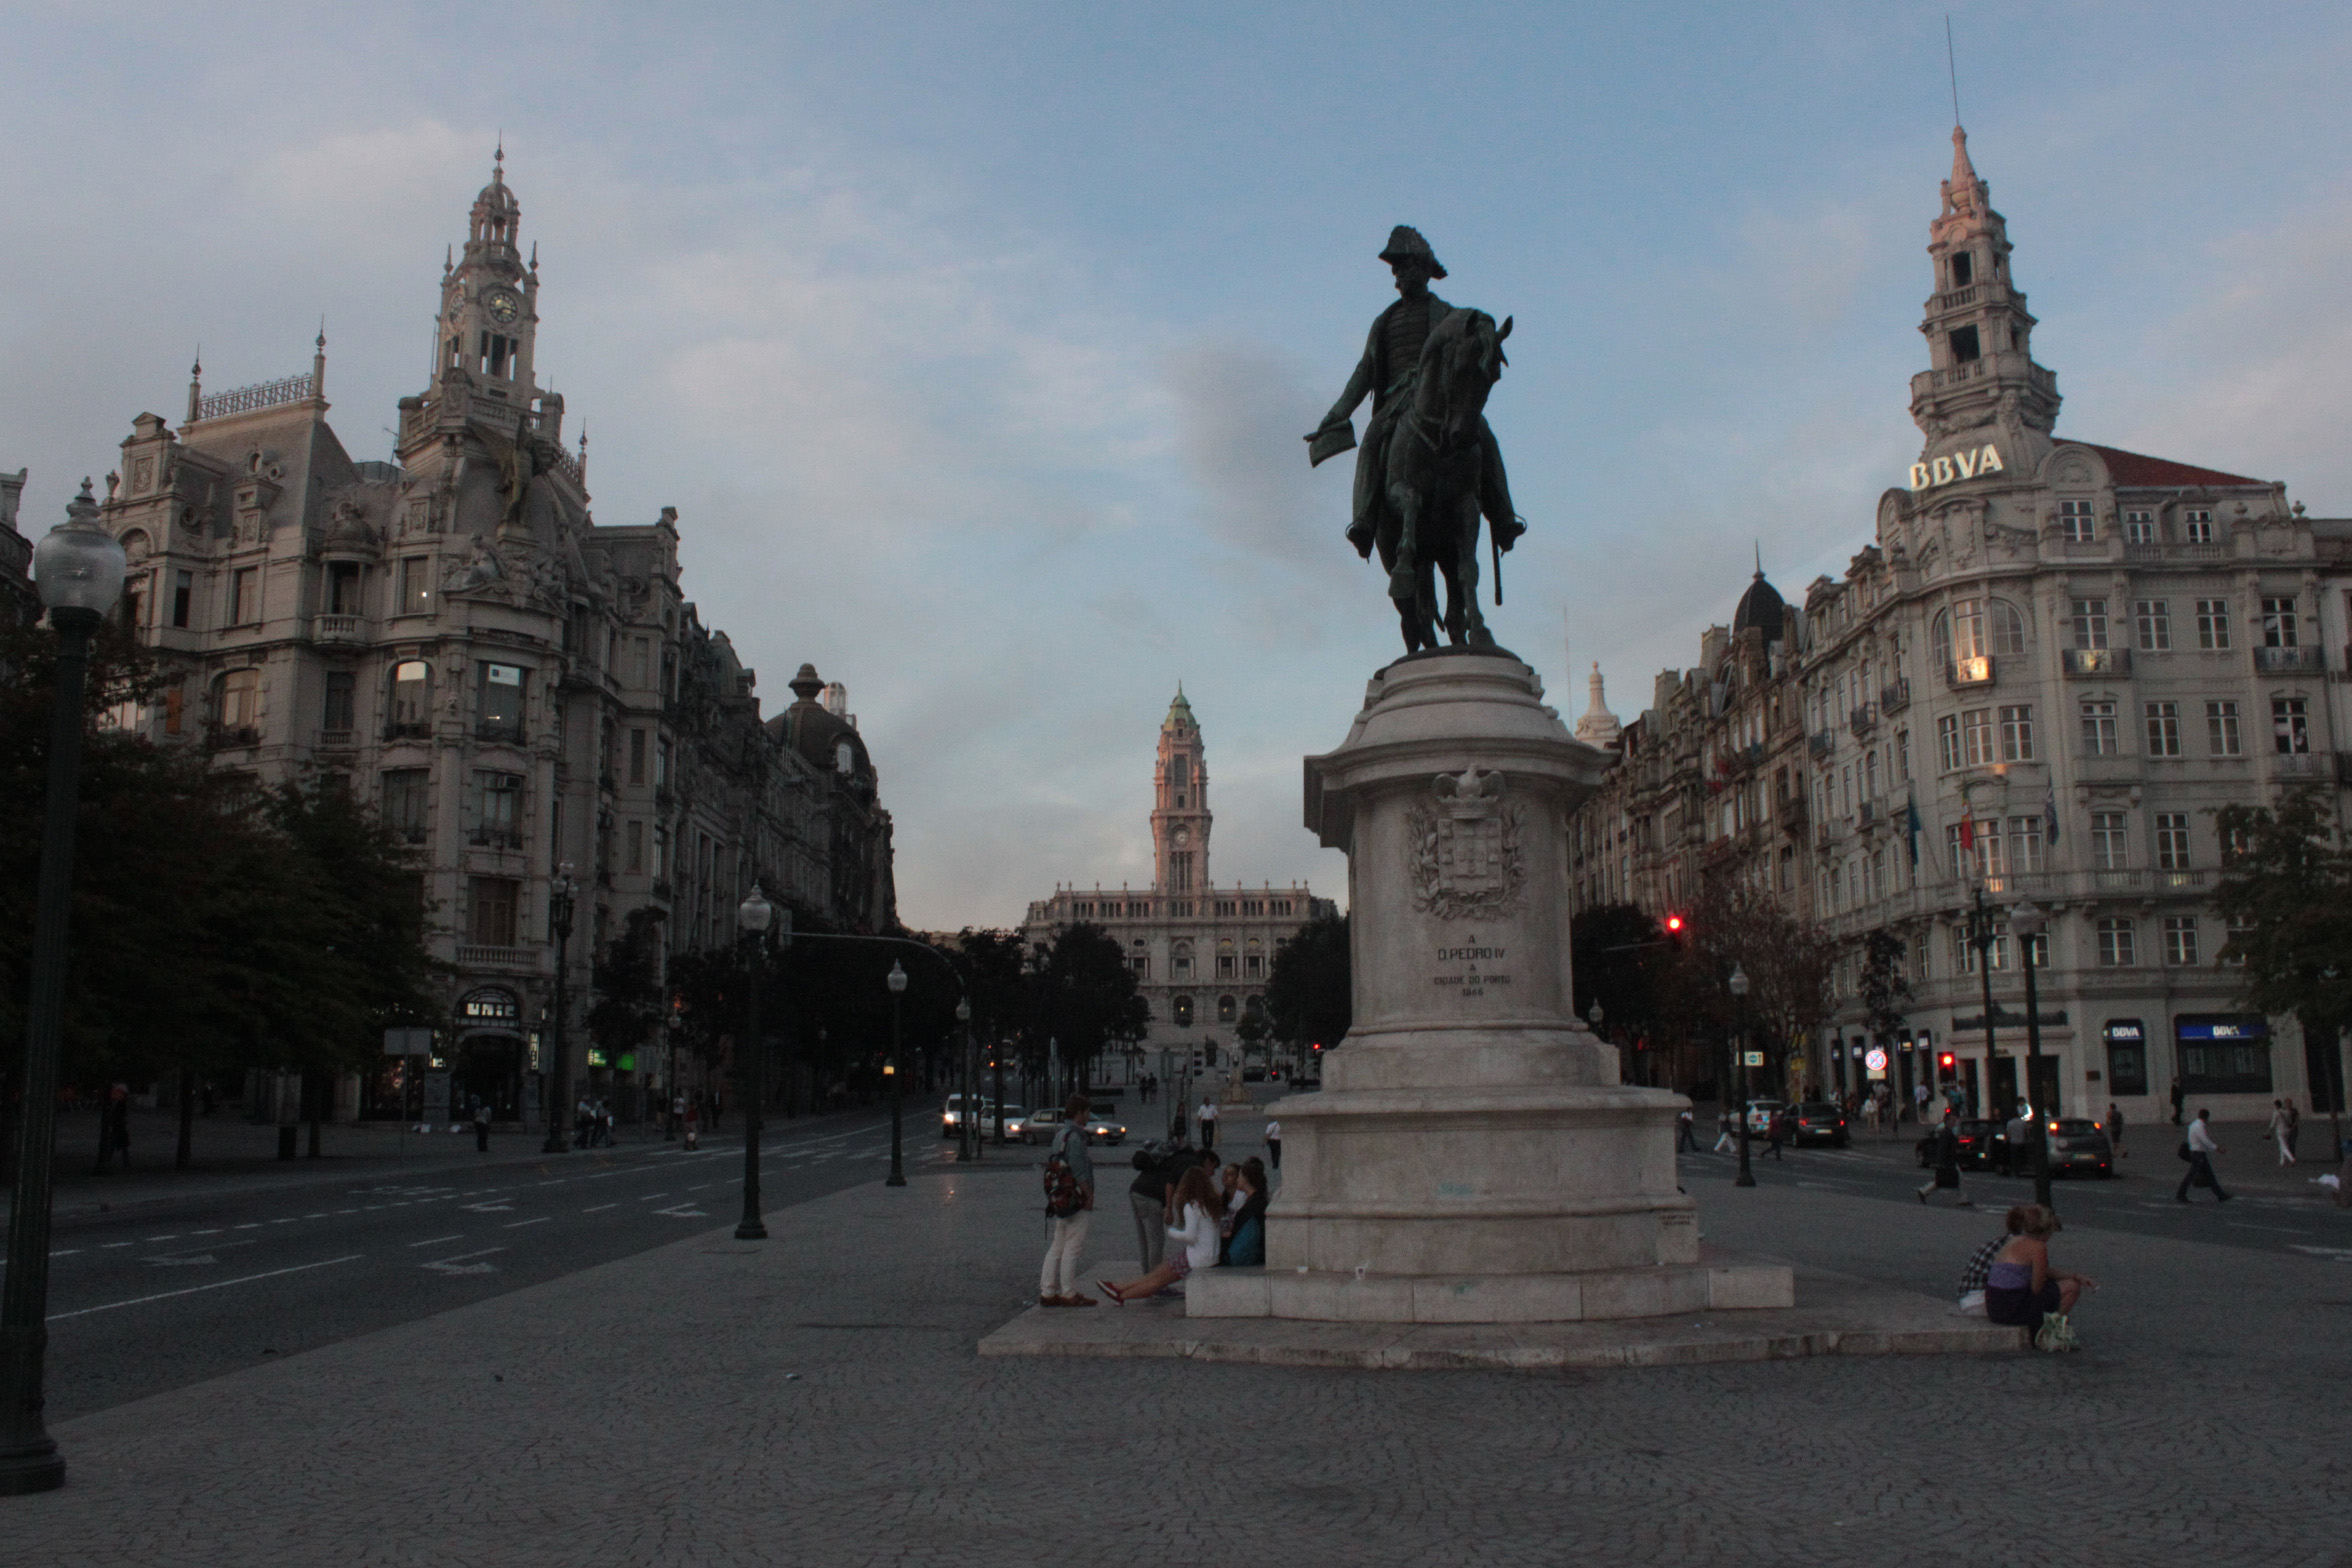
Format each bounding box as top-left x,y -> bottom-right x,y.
485,287 -> 522,325
1174,827 -> 1189,846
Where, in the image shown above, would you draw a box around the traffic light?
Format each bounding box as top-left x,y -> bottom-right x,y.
1938,1052 -> 1956,1074
1663,912 -> 1686,937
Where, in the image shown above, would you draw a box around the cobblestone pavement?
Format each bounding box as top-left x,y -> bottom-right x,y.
0,1110 -> 2345,1567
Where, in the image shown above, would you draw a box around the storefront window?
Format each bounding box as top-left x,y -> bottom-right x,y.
2102,1020 -> 2148,1097
2175,1016 -> 2272,1095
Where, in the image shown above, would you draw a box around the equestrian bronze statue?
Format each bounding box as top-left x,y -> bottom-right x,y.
1307,226 -> 1524,654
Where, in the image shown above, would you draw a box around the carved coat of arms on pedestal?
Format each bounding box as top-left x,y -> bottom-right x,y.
1406,766 -> 1524,920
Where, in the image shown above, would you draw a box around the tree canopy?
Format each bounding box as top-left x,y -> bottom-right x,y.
2215,786 -> 2352,1036
1265,912 -> 1350,1051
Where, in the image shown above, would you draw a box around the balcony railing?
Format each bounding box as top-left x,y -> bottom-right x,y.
1776,793 -> 1808,832
2272,751 -> 2330,781
2062,648 -> 2131,678
1848,704 -> 1877,738
318,728 -> 355,750
455,944 -> 534,970
2125,541 -> 2228,564
2254,645 -> 2325,674
469,830 -> 525,850
384,721 -> 431,742
1880,678 -> 1911,714
1943,656 -> 1994,689
1808,732 -> 1835,759
312,614 -> 363,643
476,723 -> 527,745
205,724 -> 261,751
196,371 -> 315,422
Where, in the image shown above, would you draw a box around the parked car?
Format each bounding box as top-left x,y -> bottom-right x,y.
1791,1101 -> 1850,1147
1020,1106 -> 1066,1146
1744,1100 -> 1788,1137
985,1105 -> 1028,1142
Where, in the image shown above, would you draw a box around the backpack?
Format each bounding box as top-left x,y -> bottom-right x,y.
1043,1128 -> 1086,1219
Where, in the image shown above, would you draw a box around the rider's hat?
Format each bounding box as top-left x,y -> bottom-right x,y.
1379,225 -> 1446,279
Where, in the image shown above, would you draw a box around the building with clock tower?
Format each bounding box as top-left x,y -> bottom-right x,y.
1023,690 -> 1336,1080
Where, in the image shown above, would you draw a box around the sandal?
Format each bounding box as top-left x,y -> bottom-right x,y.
1097,1280 -> 1125,1304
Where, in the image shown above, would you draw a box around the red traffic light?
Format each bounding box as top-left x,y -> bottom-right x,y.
1663,912 -> 1685,935
1938,1052 -> 1956,1072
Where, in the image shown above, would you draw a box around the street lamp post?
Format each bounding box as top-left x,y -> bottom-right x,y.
991,1025 -> 1008,1147
664,1011 -> 682,1140
541,865 -> 576,1153
0,482 -> 127,1496
956,999 -> 976,1162
886,962 -> 908,1186
1729,964 -> 1755,1187
735,885 -> 772,1241
2012,899 -> 2055,1209
1967,885 -> 2000,1125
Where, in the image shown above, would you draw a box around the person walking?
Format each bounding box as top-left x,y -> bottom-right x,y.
1763,1105 -> 1787,1162
1912,1080 -> 1930,1126
2108,1101 -> 2127,1160
93,1083 -> 131,1174
1712,1108 -> 1736,1154
1917,1113 -> 1972,1206
682,1097 -> 701,1150
2177,1108 -> 2232,1203
1038,1094 -> 1097,1307
1264,1116 -> 1282,1171
1675,1108 -> 1698,1152
2284,1096 -> 2302,1161
1197,1096 -> 1219,1152
473,1097 -> 492,1153
2267,1100 -> 2296,1167
2169,1077 -> 2185,1126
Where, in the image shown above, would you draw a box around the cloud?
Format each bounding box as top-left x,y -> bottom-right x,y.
1166,337 -> 1332,569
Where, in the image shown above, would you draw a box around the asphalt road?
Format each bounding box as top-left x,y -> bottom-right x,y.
1677,1125 -> 2352,1265
13,1110 -> 914,1422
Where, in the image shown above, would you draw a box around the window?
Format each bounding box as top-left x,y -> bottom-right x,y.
2090,812 -> 2128,870
1998,705 -> 2035,762
1245,952 -> 1264,979
2207,700 -> 2242,756
1217,994 -> 1238,1024
172,570 -> 193,628
1961,707 -> 1995,766
1950,251 -> 1974,288
2154,812 -> 2191,871
626,820 -> 645,874
467,876 -> 520,948
230,567 -> 260,626
474,771 -> 523,848
629,729 -> 647,786
2261,596 -> 2299,648
2145,701 -> 2181,758
327,562 -> 362,615
2195,598 -> 2231,649
479,663 -> 525,741
2070,598 -> 2109,650
1897,729 -> 1912,781
381,768 -> 429,843
2273,696 -> 2310,754
1937,714 -> 1962,772
2134,600 -> 2171,651
1948,324 -> 1981,363
1217,952 -> 1236,979
2123,510 -> 2155,545
2162,917 -> 2199,966
399,556 -> 434,616
2184,508 -> 2214,544
214,668 -> 258,733
323,671 -> 355,736
2080,700 -> 2118,755
1172,995 -> 1195,1028
2006,815 -> 2045,873
2222,915 -> 2253,967
2059,500 -> 2096,543
2096,917 -> 2137,967
163,682 -> 184,736
657,739 -> 672,790
834,739 -> 853,776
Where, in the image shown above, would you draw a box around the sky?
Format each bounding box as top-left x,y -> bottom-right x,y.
6,2 -> 2352,930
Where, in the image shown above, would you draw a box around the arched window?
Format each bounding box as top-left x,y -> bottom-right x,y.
1172,995 -> 1195,1028
212,668 -> 259,734
1988,599 -> 2027,654
1217,995 -> 1237,1023
389,659 -> 431,738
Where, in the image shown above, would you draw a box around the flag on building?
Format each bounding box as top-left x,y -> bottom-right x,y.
1905,790 -> 1923,867
2044,782 -> 2061,847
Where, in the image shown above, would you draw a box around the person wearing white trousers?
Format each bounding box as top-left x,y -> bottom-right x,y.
2268,1101 -> 2297,1166
1037,1099 -> 1097,1306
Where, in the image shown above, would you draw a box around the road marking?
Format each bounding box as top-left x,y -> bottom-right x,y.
639,1193 -> 670,1202
100,1242 -> 131,1250
144,1235 -> 180,1242
420,1245 -> 507,1275
502,1216 -> 550,1229
460,1201 -> 515,1213
407,1235 -> 464,1248
582,1203 -> 618,1213
303,1213 -> 328,1220
147,1254 -> 217,1267
190,1229 -> 221,1237
425,1246 -> 505,1263
653,1204 -> 709,1218
234,1223 -> 260,1230
48,1248 -> 81,1258
50,1255 -> 363,1321
2230,1224 -> 2305,1234
271,1218 -> 296,1225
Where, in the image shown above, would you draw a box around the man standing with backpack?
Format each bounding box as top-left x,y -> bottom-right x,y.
1038,1094 -> 1097,1307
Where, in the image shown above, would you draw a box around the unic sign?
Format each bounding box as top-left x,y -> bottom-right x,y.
1908,444 -> 2005,491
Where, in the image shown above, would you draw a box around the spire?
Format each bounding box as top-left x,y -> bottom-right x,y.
312,318 -> 327,403
1575,662 -> 1622,749
185,349 -> 202,425
1910,123 -> 2060,458
1941,125 -> 1987,223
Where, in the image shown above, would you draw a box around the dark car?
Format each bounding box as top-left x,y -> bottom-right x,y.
1916,1118 -> 1999,1170
2043,1117 -> 2115,1178
1791,1102 -> 1850,1147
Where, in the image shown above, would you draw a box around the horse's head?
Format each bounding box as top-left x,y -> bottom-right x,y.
1420,309 -> 1510,446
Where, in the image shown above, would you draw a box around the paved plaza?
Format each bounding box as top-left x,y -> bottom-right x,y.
0,1107 -> 2347,1566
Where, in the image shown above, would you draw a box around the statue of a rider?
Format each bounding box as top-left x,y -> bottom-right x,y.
1305,226 -> 1524,567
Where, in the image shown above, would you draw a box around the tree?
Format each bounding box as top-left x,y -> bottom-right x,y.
1686,885 -> 1836,1100
588,908 -> 669,1085
1571,903 -> 1663,1076
1856,929 -> 1915,1047
1028,922 -> 1147,1096
2215,786 -> 2352,1113
1265,913 -> 1350,1067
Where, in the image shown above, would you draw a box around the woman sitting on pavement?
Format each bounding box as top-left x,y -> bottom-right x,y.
1223,1158 -> 1269,1267
1984,1203 -> 2094,1347
1097,1167 -> 1223,1304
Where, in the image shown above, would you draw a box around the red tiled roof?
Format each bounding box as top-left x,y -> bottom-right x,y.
2075,443 -> 2267,489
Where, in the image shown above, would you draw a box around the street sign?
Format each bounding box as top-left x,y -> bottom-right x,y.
383,1027 -> 432,1056
1865,1047 -> 1888,1073
1741,1050 -> 1764,1067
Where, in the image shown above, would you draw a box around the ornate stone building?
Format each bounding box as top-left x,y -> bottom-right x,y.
1022,690 -> 1335,1076
88,155 -> 894,1123
1571,126 -> 2352,1122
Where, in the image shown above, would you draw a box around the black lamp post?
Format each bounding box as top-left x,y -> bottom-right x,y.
735,884 -> 772,1241
1,481 -> 127,1496
1967,884 -> 2000,1125
2012,898 -> 2055,1209
886,961 -> 908,1186
1730,963 -> 1756,1187
664,1010 -> 681,1141
955,998 -> 975,1162
992,1025 -> 1008,1147
541,863 -> 576,1153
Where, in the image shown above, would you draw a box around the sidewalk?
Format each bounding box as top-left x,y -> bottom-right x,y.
1,1131 -> 2346,1564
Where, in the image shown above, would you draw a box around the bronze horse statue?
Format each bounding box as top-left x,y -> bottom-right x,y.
1377,308 -> 1512,652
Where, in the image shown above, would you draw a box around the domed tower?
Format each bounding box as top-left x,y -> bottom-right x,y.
1731,565 -> 1786,643
430,146 -> 540,395
1151,687 -> 1210,895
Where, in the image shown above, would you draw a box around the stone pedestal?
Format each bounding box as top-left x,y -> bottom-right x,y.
1190,649 -> 1789,1323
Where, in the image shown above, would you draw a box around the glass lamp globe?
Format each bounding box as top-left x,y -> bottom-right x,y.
738,883 -> 772,933
887,961 -> 908,995
34,480 -> 127,618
